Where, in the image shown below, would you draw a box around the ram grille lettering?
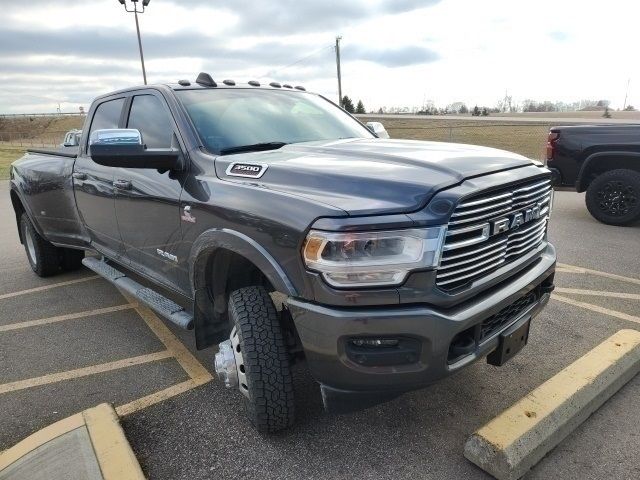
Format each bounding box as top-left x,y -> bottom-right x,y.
491,203 -> 542,236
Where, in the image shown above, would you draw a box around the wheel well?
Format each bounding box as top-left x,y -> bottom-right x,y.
193,247 -> 276,349
210,248 -> 275,314
10,190 -> 25,244
579,155 -> 640,192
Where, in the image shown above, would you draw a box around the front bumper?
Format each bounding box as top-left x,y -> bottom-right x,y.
287,243 -> 556,410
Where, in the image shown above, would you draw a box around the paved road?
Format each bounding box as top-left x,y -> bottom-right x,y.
358,114 -> 640,125
0,181 -> 638,480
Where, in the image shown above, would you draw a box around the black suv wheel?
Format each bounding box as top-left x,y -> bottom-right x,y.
585,169 -> 640,225
227,286 -> 295,433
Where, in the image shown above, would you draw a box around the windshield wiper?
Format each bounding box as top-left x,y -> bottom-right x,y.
219,142 -> 288,155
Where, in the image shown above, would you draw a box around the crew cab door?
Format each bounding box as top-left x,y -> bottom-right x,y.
113,92 -> 187,291
73,96 -> 126,261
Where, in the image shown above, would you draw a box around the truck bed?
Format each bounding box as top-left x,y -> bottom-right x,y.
26,146 -> 78,158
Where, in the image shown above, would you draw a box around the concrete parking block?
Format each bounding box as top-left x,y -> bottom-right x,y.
0,403 -> 144,480
464,329 -> 640,480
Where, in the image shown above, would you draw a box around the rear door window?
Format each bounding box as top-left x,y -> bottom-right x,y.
88,98 -> 125,137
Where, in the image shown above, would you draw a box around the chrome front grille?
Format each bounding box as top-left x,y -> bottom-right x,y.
437,177 -> 551,290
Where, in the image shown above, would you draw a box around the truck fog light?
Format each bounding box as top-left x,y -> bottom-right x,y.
351,338 -> 399,348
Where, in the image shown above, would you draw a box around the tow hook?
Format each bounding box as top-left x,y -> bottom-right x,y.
214,327 -> 249,398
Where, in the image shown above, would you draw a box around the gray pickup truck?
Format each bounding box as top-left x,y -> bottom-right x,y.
10,73 -> 556,432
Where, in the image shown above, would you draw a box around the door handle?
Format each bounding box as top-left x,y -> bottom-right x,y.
113,179 -> 132,190
72,172 -> 87,180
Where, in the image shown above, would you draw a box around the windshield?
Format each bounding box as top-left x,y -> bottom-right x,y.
176,88 -> 374,154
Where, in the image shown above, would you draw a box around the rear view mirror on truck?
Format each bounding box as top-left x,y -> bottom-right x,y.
365,121 -> 390,139
89,128 -> 180,170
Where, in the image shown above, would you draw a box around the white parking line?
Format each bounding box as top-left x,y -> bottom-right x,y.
0,350 -> 173,395
0,275 -> 100,300
553,294 -> 640,325
115,291 -> 214,416
116,378 -> 210,417
0,304 -> 134,333
554,288 -> 640,301
557,263 -> 640,286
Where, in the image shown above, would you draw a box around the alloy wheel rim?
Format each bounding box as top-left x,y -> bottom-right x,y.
23,223 -> 37,265
597,180 -> 637,216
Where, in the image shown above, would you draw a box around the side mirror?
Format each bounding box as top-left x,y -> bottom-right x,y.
366,121 -> 390,139
89,129 -> 180,170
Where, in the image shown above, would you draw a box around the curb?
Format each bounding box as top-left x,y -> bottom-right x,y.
0,403 -> 144,480
463,329 -> 640,480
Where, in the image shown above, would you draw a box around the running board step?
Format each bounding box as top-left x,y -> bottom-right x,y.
82,257 -> 194,330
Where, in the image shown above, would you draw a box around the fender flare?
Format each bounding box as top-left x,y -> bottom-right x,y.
188,228 -> 297,297
577,151 -> 640,192
9,183 -> 46,242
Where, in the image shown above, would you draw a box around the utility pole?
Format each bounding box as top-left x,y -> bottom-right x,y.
335,36 -> 342,108
623,78 -> 630,110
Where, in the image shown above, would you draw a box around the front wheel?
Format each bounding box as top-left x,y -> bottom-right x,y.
226,286 -> 295,433
585,169 -> 640,225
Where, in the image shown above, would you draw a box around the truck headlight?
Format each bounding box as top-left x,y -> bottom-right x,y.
302,227 -> 447,288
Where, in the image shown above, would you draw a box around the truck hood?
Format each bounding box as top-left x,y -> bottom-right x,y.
214,138 -> 534,215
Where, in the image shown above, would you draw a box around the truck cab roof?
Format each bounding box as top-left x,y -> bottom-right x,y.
95,72 -> 310,101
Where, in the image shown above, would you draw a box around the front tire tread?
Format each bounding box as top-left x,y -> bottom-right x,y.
228,286 -> 295,433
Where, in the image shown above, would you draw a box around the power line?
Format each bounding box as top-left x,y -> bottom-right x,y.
261,45 -> 333,79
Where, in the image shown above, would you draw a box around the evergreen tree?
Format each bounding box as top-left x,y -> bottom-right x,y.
342,95 -> 355,113
472,105 -> 480,116
355,100 -> 366,114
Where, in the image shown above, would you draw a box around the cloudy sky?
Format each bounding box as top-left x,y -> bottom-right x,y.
0,0 -> 637,113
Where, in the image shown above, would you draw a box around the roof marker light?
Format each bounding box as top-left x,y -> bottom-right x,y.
195,72 -> 217,87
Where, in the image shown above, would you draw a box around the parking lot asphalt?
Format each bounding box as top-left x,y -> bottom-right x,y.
1,181 -> 638,480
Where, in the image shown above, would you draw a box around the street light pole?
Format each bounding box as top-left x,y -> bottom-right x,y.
133,9 -> 147,85
118,0 -> 150,85
335,36 -> 342,108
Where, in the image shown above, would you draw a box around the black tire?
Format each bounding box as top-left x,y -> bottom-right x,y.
228,286 -> 295,433
585,169 -> 640,225
20,213 -> 61,277
61,248 -> 85,272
